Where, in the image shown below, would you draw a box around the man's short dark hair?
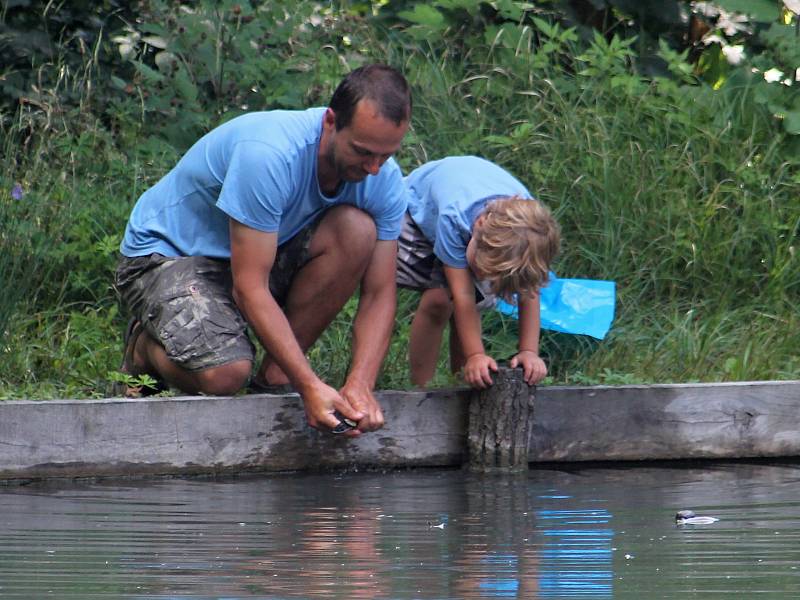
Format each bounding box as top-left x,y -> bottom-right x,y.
329,64 -> 412,130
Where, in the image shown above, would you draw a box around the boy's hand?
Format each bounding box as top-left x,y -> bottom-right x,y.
510,350 -> 547,385
464,353 -> 498,389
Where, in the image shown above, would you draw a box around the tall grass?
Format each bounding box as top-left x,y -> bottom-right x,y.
1,4 -> 798,400
394,22 -> 800,386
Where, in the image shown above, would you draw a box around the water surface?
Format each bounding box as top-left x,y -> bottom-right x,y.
1,461 -> 799,598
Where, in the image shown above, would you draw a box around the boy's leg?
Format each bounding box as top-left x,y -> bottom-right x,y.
256,205 -> 377,386
395,211 -> 452,388
408,287 -> 452,387
448,317 -> 466,376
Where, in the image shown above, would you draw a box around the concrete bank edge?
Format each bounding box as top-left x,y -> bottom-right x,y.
1,381 -> 799,482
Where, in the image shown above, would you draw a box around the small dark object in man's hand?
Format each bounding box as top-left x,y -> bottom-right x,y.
331,410 -> 357,434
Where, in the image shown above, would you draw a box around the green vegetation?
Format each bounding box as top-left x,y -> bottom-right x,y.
1,0 -> 798,399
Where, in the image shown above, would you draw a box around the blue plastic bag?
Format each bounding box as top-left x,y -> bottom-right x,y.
495,272 -> 616,340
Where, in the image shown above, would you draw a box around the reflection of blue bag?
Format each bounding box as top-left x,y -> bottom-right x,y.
495,272 -> 616,340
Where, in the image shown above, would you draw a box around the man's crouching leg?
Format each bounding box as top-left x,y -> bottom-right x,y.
116,255 -> 255,396
134,333 -> 252,396
257,205 -> 377,386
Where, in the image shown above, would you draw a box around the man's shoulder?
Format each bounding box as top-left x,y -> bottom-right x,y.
222,106 -> 324,126
214,107 -> 324,152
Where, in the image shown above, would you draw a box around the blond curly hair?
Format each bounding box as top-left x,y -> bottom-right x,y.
472,196 -> 560,301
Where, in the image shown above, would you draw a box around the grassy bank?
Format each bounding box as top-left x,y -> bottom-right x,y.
1,2 -> 798,399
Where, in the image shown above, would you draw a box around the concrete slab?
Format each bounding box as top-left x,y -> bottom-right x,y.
530,381 -> 800,461
1,380 -> 799,482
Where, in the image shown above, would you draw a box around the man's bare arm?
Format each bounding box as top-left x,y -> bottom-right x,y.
229,220 -> 359,431
340,239 -> 399,431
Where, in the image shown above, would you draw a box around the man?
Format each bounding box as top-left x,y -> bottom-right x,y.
115,64 -> 412,436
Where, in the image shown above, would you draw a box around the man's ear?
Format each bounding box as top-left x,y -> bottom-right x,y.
324,107 -> 337,129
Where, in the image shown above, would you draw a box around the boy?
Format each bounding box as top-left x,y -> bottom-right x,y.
397,155 -> 560,388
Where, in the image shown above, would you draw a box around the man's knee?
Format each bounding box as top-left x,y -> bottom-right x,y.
318,205 -> 377,256
193,359 -> 252,396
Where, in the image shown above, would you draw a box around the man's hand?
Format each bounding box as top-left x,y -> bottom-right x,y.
463,353 -> 498,389
340,380 -> 385,434
510,350 -> 547,385
301,381 -> 366,436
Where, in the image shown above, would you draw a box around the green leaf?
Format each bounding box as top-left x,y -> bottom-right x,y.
493,0 -> 527,21
397,5 -> 446,27
611,0 -> 683,24
139,23 -> 169,36
767,101 -> 788,115
511,122 -> 533,139
173,68 -> 198,103
483,134 -> 514,146
142,35 -> 168,50
435,0 -> 482,15
485,23 -> 532,50
713,0 -> 780,22
783,110 -> 800,134
133,61 -> 165,83
110,76 -> 128,90
532,16 -> 557,38
753,80 -> 781,104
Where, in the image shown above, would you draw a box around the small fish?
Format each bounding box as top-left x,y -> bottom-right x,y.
675,510 -> 719,525
331,410 -> 357,434
427,521 -> 445,529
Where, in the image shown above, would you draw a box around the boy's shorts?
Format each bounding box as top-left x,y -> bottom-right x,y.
396,212 -> 496,310
114,224 -> 316,372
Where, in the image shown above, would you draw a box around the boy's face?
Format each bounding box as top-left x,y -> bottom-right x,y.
466,216 -> 489,280
466,237 -> 480,276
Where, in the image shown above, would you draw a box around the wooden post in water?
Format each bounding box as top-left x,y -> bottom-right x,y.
467,366 -> 535,472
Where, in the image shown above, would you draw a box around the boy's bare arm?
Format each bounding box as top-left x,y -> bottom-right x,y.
443,265 -> 497,388
510,292 -> 547,384
517,292 -> 541,353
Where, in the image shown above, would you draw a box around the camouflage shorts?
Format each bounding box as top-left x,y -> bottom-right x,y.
396,212 -> 496,310
114,225 -> 316,372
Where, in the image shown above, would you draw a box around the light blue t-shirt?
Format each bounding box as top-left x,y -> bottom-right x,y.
121,107 -> 407,258
404,155 -> 532,268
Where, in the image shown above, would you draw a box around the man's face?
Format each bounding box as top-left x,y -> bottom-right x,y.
322,99 -> 408,184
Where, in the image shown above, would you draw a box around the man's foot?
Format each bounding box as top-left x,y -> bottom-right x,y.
113,318 -> 168,398
246,377 -> 294,395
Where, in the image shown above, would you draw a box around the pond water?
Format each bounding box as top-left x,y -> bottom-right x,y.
1,461 -> 799,599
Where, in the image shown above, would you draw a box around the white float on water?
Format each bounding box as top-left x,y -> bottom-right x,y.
675,510 -> 719,525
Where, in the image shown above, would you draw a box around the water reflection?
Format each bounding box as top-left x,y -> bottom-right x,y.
1,462 -> 800,599
537,508 -> 613,597
448,478 -> 612,598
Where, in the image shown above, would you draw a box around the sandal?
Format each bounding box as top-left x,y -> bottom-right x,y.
246,378 -> 294,395
120,318 -> 142,375
113,318 -> 168,398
